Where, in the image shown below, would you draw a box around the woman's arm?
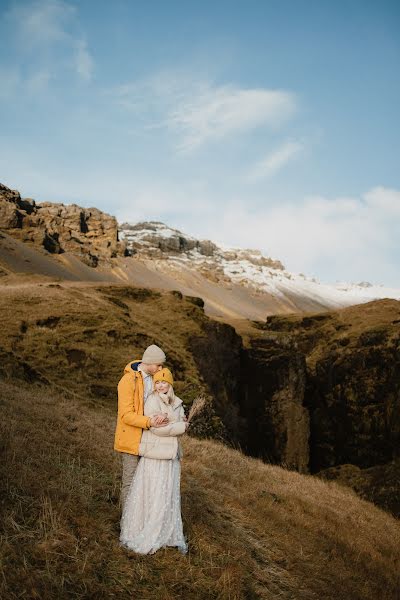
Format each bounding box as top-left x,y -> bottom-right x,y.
150,421 -> 187,437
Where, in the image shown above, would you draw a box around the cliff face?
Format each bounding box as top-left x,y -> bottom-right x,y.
240,337 -> 310,473
306,332 -> 399,472
249,299 -> 400,473
195,296 -> 399,477
0,183 -> 126,266
188,318 -> 245,446
317,459 -> 400,518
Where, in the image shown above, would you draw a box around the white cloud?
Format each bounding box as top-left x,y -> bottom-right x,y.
0,66 -> 21,98
73,39 -> 93,82
364,186 -> 400,216
4,0 -> 93,82
168,85 -> 297,151
194,187 -> 400,287
248,140 -> 304,180
107,179 -> 399,286
26,69 -> 52,93
7,0 -> 74,46
113,73 -> 297,151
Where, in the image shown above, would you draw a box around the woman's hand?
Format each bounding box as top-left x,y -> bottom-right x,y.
150,412 -> 169,427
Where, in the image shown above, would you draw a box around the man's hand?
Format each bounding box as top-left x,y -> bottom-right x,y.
150,413 -> 169,427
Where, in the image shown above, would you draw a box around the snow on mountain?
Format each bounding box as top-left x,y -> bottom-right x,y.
119,221 -> 400,311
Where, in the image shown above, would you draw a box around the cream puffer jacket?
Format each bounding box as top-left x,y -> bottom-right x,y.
139,391 -> 187,460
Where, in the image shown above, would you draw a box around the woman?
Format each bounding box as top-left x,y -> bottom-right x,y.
120,367 -> 188,554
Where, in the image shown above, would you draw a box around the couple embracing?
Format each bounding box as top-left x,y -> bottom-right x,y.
114,344 -> 189,555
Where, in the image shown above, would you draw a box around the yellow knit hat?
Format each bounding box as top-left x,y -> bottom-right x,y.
153,367 -> 174,386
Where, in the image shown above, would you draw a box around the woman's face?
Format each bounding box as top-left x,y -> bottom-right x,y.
155,380 -> 170,394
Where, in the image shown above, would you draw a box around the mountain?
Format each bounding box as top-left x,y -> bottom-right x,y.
1,182 -> 399,322
119,220 -> 400,319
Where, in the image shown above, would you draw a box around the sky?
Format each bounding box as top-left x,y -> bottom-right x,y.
0,0 -> 399,286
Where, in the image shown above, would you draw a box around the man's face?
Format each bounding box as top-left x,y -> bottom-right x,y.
143,363 -> 163,375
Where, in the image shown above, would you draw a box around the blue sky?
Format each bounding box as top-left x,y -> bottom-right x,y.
0,0 -> 399,286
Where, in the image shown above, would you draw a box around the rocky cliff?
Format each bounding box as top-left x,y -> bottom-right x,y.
257,299 -> 400,472
190,298 -> 399,479
240,336 -> 310,473
121,220 -> 284,268
0,183 -> 126,266
235,299 -> 400,514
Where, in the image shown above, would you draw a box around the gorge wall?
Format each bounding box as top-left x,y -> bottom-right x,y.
271,301 -> 399,472
240,337 -> 310,473
188,299 -> 400,480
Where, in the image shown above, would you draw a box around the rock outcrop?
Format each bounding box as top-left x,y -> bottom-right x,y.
120,221 -> 284,271
189,319 -> 246,446
0,183 -> 126,266
121,221 -> 220,258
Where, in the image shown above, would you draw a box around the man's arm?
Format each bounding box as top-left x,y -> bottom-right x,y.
118,374 -> 150,429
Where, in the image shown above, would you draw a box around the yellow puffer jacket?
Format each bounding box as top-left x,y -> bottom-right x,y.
114,360 -> 151,455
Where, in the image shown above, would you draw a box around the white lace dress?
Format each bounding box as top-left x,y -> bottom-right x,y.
119,392 -> 188,555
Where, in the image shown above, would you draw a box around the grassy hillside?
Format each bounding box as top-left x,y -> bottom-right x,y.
1,379 -> 399,600
0,279 -> 245,442
0,280 -> 211,400
260,297 -> 400,365
1,276 -> 399,598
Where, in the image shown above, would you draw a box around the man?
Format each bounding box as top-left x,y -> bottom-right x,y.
114,344 -> 169,510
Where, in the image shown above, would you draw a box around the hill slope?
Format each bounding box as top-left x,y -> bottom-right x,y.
1,278 -> 398,509
1,379 -> 399,600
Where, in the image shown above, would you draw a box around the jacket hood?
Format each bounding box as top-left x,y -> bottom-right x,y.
124,360 -> 141,374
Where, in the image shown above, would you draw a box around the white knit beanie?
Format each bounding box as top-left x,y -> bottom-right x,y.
141,344 -> 166,364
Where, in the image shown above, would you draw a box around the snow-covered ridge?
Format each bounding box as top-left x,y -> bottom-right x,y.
119,221 -> 400,309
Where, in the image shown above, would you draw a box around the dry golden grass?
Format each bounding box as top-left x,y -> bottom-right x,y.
1,379 -> 399,600
0,281 -> 209,403
260,297 -> 400,370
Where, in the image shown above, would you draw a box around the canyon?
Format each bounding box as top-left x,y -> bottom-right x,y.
1,182 -> 399,517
